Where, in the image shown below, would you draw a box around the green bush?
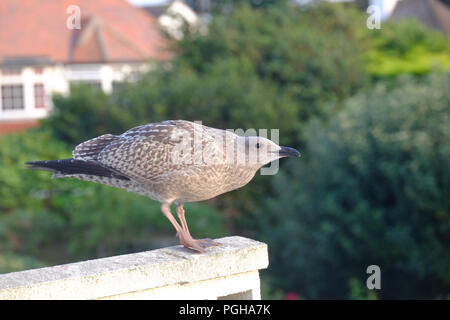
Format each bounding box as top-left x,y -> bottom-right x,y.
177,2 -> 368,128
41,84 -> 125,146
257,73 -> 450,299
365,19 -> 450,78
0,130 -> 71,270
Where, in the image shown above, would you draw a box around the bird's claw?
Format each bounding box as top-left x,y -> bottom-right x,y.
176,233 -> 220,253
197,238 -> 220,247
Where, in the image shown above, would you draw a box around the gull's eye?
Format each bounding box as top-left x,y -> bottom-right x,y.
256,143 -> 261,149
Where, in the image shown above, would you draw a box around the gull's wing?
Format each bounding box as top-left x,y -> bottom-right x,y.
75,120 -> 226,183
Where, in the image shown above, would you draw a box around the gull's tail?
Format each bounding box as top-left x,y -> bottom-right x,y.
25,159 -> 130,180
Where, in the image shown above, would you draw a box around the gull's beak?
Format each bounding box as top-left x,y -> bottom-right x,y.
278,146 -> 301,158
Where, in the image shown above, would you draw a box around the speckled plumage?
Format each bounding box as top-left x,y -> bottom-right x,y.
27,120 -> 300,252
69,120 -> 261,203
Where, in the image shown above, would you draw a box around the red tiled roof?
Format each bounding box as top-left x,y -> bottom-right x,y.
0,0 -> 172,64
71,18 -> 106,63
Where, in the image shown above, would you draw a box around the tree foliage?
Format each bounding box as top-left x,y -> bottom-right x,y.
41,84 -> 125,146
365,19 -> 450,78
177,2 -> 368,122
257,73 -> 450,299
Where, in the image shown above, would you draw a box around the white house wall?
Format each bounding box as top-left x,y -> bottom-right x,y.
0,62 -> 149,122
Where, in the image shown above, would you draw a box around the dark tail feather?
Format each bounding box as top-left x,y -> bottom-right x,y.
25,159 -> 130,180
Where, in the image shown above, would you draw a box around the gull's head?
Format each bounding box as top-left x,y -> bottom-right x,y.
235,135 -> 300,167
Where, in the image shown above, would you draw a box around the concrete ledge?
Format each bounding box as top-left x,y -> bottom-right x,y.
0,236 -> 269,300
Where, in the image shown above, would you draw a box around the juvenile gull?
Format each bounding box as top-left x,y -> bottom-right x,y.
26,120 -> 300,252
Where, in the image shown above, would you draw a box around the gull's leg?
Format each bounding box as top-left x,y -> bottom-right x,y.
161,203 -> 203,252
161,203 -> 204,252
176,203 -> 190,235
176,203 -> 219,252
161,203 -> 183,235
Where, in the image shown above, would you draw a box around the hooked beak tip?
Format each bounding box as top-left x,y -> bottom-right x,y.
279,146 -> 301,158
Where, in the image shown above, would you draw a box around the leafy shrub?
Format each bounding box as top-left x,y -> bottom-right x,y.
41,84 -> 125,146
257,73 -> 450,299
365,19 -> 450,77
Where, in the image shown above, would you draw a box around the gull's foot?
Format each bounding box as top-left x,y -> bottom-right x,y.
176,232 -> 220,253
197,238 -> 220,248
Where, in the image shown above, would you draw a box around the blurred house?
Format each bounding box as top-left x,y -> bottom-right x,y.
141,0 -> 200,40
0,0 -> 170,133
389,0 -> 450,36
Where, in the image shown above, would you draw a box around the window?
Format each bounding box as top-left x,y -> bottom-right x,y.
1,84 -> 24,110
34,83 -> 46,109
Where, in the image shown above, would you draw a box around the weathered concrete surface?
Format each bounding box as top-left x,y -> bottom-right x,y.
0,236 -> 268,300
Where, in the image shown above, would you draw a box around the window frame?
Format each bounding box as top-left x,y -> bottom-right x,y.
33,83 -> 46,109
1,84 -> 25,111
